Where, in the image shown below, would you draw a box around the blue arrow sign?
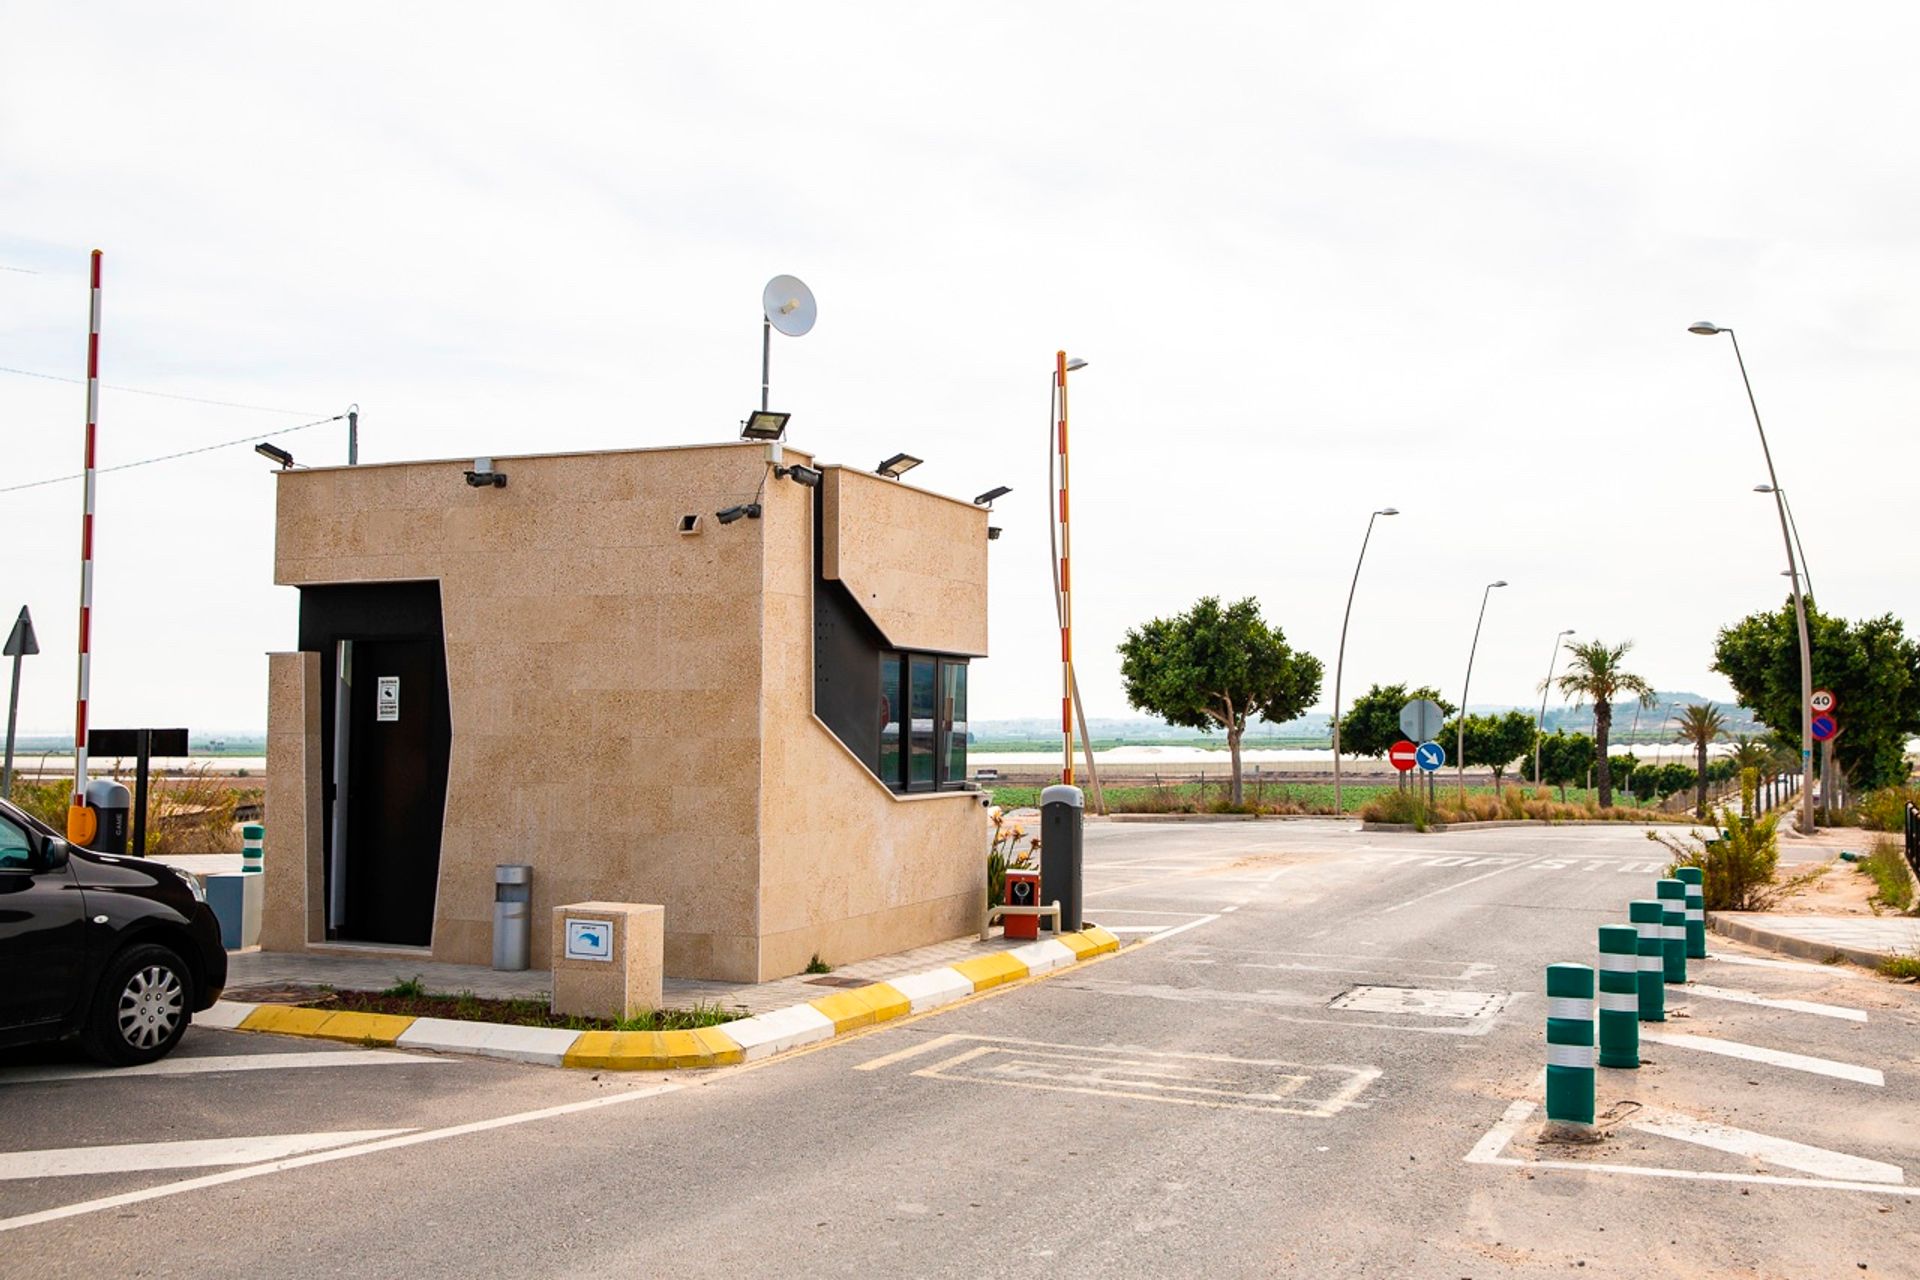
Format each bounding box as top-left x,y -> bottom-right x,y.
1415,740 -> 1446,772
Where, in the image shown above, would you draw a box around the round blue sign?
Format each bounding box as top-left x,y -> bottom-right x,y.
1415,740 -> 1446,772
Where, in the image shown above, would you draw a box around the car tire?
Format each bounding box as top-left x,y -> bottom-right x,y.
81,942 -> 195,1067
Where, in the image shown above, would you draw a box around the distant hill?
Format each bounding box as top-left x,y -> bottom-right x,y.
973,693 -> 1758,750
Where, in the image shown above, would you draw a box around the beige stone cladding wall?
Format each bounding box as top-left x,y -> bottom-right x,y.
260,650 -> 324,952
821,467 -> 989,655
755,465 -> 990,982
271,443 -> 782,980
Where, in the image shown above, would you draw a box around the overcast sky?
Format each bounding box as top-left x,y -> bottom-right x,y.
4,3 -> 1916,739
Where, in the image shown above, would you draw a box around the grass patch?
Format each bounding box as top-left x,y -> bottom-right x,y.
303,987 -> 744,1033
1879,954 -> 1920,980
804,953 -> 832,974
382,974 -> 429,998
1856,838 -> 1916,912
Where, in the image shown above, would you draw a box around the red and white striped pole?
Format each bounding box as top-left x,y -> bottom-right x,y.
67,249 -> 102,846
1055,349 -> 1074,787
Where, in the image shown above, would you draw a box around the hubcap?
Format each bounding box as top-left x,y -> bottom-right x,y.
117,964 -> 185,1050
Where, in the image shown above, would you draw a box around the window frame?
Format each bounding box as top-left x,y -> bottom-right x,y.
876,650 -> 970,794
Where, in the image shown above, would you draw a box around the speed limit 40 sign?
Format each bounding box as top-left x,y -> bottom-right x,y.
1810,689 -> 1838,714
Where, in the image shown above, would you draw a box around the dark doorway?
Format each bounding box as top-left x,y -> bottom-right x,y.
341,637 -> 450,946
300,582 -> 451,948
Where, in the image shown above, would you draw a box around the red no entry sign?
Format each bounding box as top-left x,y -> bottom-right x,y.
1389,740 -> 1419,772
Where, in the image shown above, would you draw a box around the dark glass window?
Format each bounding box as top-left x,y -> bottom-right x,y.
908,657 -> 937,788
941,662 -> 967,786
879,655 -> 902,784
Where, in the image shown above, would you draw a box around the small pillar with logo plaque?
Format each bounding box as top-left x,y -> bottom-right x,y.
550,901 -> 664,1021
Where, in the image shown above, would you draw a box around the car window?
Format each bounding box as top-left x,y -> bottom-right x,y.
0,813 -> 32,870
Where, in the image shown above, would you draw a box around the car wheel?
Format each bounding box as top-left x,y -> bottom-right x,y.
81,943 -> 195,1067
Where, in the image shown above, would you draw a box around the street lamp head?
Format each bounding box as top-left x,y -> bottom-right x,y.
1490,580 -> 1508,589
1065,357 -> 1088,371
1377,507 -> 1399,516
1559,628 -> 1575,636
1688,321 -> 1724,336
1753,483 -> 1775,494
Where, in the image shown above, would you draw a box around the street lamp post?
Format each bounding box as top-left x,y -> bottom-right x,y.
1332,507 -> 1398,815
1534,629 -> 1574,785
1755,485 -> 1814,603
1457,579 -> 1508,802
1691,323 -> 1815,834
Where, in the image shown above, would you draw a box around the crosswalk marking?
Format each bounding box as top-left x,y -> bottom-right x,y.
1640,1031 -> 1883,1086
0,1131 -> 410,1181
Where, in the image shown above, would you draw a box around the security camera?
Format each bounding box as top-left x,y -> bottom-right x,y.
777,464 -> 823,488
715,503 -> 763,524
465,457 -> 507,488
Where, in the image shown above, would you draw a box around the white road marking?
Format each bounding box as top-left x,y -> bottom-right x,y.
0,1083 -> 682,1235
1380,860 -> 1541,913
0,1130 -> 411,1181
1106,925 -> 1170,934
0,1050 -> 452,1087
1133,914 -> 1223,944
1630,1115 -> 1903,1184
1640,1031 -> 1883,1086
1686,984 -> 1867,1022
854,1034 -> 967,1072
1707,952 -> 1865,977
1466,1099 -> 1910,1196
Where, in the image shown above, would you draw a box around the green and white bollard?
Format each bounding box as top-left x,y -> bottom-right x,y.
1545,963 -> 1596,1130
243,823 -> 264,875
1657,878 -> 1688,984
1629,899 -> 1665,1022
1596,924 -> 1640,1068
1675,866 -> 1706,959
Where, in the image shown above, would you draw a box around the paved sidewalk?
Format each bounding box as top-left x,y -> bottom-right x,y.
1711,911 -> 1920,968
224,929 -> 1034,1015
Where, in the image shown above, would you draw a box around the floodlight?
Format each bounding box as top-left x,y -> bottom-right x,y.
741,410 -> 790,441
254,442 -> 294,468
715,503 -> 762,524
1688,321 -> 1724,335
987,526 -> 1003,541
876,452 -> 922,479
973,486 -> 1013,506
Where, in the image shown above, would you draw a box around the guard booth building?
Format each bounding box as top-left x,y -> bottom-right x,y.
261,441 -> 990,982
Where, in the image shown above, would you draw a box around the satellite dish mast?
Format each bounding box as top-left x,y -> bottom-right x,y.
760,275 -> 817,412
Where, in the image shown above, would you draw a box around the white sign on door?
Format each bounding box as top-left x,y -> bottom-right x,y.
376,676 -> 400,722
565,918 -> 613,962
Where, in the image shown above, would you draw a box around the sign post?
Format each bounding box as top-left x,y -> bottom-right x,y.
2,607 -> 38,802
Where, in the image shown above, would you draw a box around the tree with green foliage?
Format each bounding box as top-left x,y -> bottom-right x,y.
1117,596 -> 1323,806
1554,640 -> 1655,808
1713,601 -> 1920,791
1654,762 -> 1696,799
1611,752 -> 1639,797
1674,703 -> 1727,818
1444,710 -> 1537,791
1337,683 -> 1455,759
1536,730 -> 1596,801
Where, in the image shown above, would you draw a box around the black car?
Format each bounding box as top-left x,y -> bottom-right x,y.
0,796 -> 226,1065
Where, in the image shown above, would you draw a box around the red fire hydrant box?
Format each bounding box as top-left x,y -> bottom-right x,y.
1003,868 -> 1042,940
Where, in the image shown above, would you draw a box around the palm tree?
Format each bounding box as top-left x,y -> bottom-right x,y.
1553,639 -> 1655,808
1674,703 -> 1728,818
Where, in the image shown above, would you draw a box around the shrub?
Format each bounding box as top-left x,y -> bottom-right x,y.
1856,787 -> 1919,834
1359,789 -> 1428,831
1651,807 -> 1780,911
1857,837 -> 1915,912
985,808 -> 1037,907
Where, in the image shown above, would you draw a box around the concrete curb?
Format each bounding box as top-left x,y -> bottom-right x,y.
206,926 -> 1123,1070
1706,914 -> 1894,970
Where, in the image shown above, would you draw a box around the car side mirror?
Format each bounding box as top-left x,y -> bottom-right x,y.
40,838 -> 70,871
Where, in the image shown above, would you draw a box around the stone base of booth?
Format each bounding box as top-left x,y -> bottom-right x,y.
208,926 -> 1124,1070
550,901 -> 663,1021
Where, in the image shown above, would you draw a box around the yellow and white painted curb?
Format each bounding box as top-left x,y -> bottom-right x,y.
203,926 -> 1121,1071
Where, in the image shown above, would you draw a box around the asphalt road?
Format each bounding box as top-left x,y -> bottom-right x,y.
4,820 -> 1916,1278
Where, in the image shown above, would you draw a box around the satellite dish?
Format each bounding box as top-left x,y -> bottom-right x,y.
762,275 -> 817,338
